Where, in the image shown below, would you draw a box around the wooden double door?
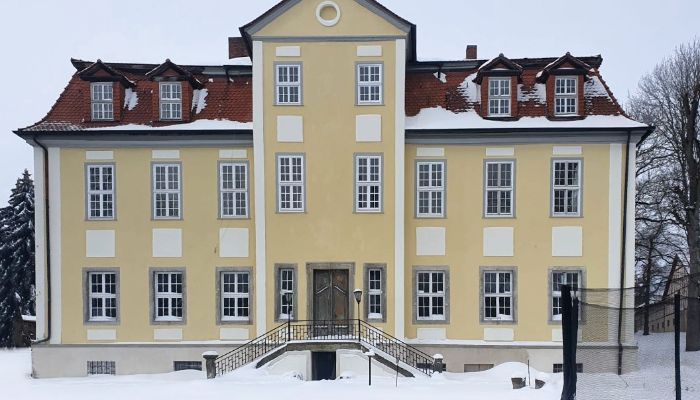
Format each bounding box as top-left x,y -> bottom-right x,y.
312,265 -> 350,323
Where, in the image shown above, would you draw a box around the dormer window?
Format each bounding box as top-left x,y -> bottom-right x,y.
488,78 -> 511,116
160,82 -> 182,120
554,76 -> 578,116
91,83 -> 114,121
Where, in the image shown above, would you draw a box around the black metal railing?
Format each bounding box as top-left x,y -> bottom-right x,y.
214,319 -> 436,377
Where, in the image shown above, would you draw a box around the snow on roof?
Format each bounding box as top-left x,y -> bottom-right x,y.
585,76 -> 611,98
21,315 -> 36,322
86,119 -> 252,131
405,107 -> 647,130
457,73 -> 479,103
228,57 -> 252,66
518,83 -> 546,103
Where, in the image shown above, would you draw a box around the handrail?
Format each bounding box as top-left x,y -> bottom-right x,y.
214,319 -> 436,377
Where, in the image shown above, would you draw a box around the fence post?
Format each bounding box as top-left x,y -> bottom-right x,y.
202,351 -> 218,379
560,285 -> 576,400
433,354 -> 444,374
675,293 -> 681,400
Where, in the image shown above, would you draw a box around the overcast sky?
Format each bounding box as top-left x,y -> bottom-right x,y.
0,0 -> 697,205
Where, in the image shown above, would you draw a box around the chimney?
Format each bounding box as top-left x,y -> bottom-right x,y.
228,37 -> 249,59
466,45 -> 478,60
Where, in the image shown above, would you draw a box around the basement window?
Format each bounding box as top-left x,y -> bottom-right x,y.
87,361 -> 116,375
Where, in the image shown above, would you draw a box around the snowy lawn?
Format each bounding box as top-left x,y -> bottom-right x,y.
0,349 -> 561,400
578,333 -> 700,400
2,333 -> 696,400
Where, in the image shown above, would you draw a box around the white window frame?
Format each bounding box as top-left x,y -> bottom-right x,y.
220,271 -> 250,322
277,154 -> 305,212
416,161 -> 445,218
357,63 -> 383,105
91,82 -> 114,121
275,64 -> 302,105
554,76 -> 578,116
86,164 -> 115,220
368,268 -> 383,320
219,162 -> 248,218
159,82 -> 183,120
355,154 -> 383,213
87,271 -> 117,322
416,271 -> 446,321
152,163 -> 182,219
484,161 -> 514,217
551,270 -> 581,321
154,272 -> 184,322
488,78 -> 511,116
552,159 -> 582,217
279,268 -> 294,320
483,271 -> 513,321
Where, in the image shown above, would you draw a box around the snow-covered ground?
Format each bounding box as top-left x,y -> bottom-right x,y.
578,333 -> 700,400
0,333 -> 696,399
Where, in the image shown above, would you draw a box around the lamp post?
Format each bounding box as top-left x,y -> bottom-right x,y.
283,292 -> 293,341
353,289 -> 362,341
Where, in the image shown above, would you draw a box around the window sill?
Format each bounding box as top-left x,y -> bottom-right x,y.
219,318 -> 252,325
550,214 -> 582,219
480,319 -> 516,325
84,319 -> 119,326
483,214 -> 515,219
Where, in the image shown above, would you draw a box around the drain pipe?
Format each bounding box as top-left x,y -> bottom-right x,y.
31,135 -> 51,345
616,130 -> 632,375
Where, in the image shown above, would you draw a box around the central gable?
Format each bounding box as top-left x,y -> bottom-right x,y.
245,0 -> 411,39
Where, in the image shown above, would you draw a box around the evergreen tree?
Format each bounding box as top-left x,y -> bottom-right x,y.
0,170 -> 35,347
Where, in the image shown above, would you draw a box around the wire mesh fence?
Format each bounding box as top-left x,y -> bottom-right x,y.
560,272 -> 700,400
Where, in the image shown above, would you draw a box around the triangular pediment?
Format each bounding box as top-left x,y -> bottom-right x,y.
76,59 -> 135,87
145,59 -> 203,88
473,54 -> 523,84
537,52 -> 592,82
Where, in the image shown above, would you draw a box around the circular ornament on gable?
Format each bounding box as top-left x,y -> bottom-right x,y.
316,1 -> 341,27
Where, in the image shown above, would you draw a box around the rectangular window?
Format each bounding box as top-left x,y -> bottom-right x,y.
551,270 -> 581,320
416,161 -> 445,217
160,82 -> 182,120
355,154 -> 382,212
357,64 -> 383,104
153,163 -> 181,219
220,162 -> 248,218
91,83 -> 114,121
221,271 -> 250,321
278,268 -> 295,320
488,78 -> 511,116
485,161 -> 514,217
277,155 -> 304,212
276,64 -> 302,105
553,363 -> 583,373
367,268 -> 383,320
87,361 -> 116,375
154,272 -> 183,321
87,272 -> 117,322
483,271 -> 513,321
552,160 -> 581,216
87,165 -> 115,220
554,76 -> 577,115
416,271 -> 446,321
174,361 -> 202,371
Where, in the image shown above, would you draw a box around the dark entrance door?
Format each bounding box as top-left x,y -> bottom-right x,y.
311,352 -> 336,380
313,267 -> 349,335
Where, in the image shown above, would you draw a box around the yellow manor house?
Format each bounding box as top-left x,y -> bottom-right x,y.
15,0 -> 651,379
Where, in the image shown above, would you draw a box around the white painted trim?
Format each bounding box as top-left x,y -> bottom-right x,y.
624,143 -> 636,292
253,40 -> 267,336
220,328 -> 249,340
394,38 -> 406,339
219,149 -> 247,159
33,147 -> 47,340
484,328 -> 514,341
87,329 -> 117,341
553,146 -> 582,156
275,46 -> 301,57
485,147 -> 514,157
416,328 -> 446,340
608,144 -> 622,288
85,151 -> 114,160
416,147 -> 444,157
357,45 -> 382,57
48,147 -> 62,344
153,328 -> 183,341
152,150 -> 180,159
315,1 -> 341,27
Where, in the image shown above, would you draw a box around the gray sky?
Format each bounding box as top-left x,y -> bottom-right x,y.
0,0 -> 697,205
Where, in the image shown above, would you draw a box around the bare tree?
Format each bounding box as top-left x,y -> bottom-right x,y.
629,39 -> 700,350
